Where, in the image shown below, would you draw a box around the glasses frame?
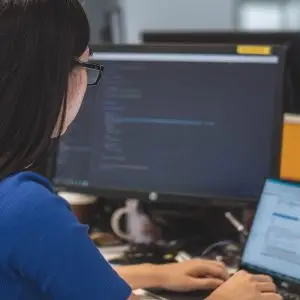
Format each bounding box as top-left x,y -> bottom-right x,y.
73,59 -> 104,86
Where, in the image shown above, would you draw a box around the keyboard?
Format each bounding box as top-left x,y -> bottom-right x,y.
135,289 -> 169,299
139,289 -> 300,300
144,289 -> 208,300
140,294 -> 203,300
278,289 -> 300,300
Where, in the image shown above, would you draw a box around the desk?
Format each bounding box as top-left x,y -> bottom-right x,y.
98,245 -> 128,262
98,245 -> 237,274
98,246 -> 237,299
99,246 -> 161,299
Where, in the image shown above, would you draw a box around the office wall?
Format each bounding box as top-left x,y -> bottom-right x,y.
119,0 -> 236,43
238,0 -> 300,30
84,1 -> 300,44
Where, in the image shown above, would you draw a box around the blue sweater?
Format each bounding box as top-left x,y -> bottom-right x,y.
0,171 -> 131,299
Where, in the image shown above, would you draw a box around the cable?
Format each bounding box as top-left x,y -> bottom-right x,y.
225,211 -> 248,244
201,240 -> 238,257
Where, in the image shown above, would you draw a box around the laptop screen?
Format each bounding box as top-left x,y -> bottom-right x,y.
241,179 -> 300,283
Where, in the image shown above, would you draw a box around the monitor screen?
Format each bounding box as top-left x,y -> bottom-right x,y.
241,179 -> 300,283
143,31 -> 300,114
52,44 -> 285,205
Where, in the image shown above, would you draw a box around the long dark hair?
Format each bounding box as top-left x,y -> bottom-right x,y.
0,0 -> 90,178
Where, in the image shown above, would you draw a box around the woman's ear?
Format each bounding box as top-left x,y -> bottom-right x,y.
52,47 -> 90,138
81,47 -> 90,62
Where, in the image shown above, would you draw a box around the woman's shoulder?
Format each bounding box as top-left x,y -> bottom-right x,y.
0,170 -> 54,196
0,171 -> 70,227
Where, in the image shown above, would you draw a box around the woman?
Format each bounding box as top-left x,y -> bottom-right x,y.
0,1 -> 281,299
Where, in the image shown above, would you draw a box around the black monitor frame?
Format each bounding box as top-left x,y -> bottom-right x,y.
142,30 -> 300,114
52,43 -> 286,207
142,31 -> 300,45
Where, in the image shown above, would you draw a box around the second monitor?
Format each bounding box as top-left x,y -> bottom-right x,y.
53,44 -> 285,206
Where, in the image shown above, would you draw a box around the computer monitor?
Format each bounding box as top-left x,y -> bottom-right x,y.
143,31 -> 300,114
52,44 -> 285,206
142,31 -> 299,45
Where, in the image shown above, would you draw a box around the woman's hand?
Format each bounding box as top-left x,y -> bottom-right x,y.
154,259 -> 229,292
115,259 -> 228,291
207,270 -> 282,300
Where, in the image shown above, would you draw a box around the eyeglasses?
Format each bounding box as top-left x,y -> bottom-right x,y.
73,60 -> 104,86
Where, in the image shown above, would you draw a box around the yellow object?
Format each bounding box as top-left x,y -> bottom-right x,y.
163,254 -> 174,260
280,114 -> 300,181
237,45 -> 272,55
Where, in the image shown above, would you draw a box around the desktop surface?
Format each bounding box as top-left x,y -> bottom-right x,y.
53,44 -> 285,205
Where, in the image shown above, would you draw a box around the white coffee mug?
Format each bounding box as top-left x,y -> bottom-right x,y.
110,199 -> 153,244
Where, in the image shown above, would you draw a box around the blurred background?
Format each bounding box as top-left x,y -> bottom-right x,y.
83,0 -> 300,44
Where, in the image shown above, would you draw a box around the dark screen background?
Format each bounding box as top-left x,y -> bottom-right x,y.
54,54 -> 282,201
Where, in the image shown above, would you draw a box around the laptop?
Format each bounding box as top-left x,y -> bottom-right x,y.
146,179 -> 300,300
240,178 -> 300,299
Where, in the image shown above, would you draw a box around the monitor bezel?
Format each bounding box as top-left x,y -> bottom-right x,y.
51,43 -> 286,207
142,31 -> 300,45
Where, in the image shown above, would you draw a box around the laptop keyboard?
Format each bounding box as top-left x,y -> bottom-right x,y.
139,289 -> 300,300
278,289 -> 300,300
138,289 -> 300,300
